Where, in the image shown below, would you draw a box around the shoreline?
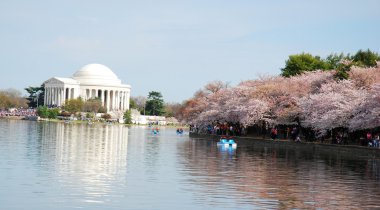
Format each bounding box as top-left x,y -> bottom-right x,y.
190,132 -> 380,158
0,116 -> 186,128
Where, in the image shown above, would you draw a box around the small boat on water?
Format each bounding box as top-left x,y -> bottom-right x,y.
152,130 -> 159,135
176,128 -> 184,135
217,137 -> 237,148
152,127 -> 160,135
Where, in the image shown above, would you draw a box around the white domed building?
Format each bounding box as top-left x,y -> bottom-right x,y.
43,64 -> 131,112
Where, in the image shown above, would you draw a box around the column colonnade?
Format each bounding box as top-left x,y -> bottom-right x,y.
82,88 -> 130,112
45,86 -> 130,112
44,86 -> 77,107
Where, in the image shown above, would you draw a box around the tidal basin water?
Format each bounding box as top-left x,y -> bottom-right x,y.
1,120 -> 380,209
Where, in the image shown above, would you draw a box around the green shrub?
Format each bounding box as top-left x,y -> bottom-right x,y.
48,108 -> 60,119
37,106 -> 49,118
86,112 -> 94,119
123,109 -> 132,124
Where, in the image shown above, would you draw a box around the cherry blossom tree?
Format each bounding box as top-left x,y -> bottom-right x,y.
180,64 -> 380,136
349,84 -> 380,131
223,86 -> 269,126
349,62 -> 380,89
238,71 -> 334,126
299,80 -> 367,136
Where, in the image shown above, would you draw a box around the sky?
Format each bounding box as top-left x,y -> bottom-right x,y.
0,0 -> 379,103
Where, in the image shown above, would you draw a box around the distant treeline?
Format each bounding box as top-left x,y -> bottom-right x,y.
281,49 -> 379,77
0,89 -> 28,109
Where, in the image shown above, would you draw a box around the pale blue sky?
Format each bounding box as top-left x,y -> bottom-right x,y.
0,0 -> 379,102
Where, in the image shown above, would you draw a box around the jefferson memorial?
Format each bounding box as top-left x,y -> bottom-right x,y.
43,64 -> 131,112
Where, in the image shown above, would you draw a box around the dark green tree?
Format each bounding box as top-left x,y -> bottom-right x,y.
123,109 -> 132,124
325,53 -> 347,69
351,49 -> 380,67
145,91 -> 165,116
25,84 -> 44,108
281,53 -> 329,77
334,63 -> 351,80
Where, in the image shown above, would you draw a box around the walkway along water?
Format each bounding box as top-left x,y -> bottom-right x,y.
190,133 -> 380,159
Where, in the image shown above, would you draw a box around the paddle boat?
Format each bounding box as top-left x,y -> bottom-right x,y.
217,136 -> 237,148
176,128 -> 184,135
152,127 -> 160,135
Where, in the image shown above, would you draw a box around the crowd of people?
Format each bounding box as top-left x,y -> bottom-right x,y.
270,127 -> 301,142
190,122 -> 246,136
0,108 -> 36,117
366,132 -> 380,148
191,122 -> 380,148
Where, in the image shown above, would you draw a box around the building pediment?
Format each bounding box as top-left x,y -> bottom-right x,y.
44,77 -> 79,85
44,77 -> 64,85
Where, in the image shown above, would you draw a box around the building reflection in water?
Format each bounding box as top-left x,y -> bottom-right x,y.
40,122 -> 128,203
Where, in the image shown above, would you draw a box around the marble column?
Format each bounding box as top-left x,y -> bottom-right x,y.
111,90 -> 114,111
55,88 -> 58,106
106,90 -> 110,112
85,89 -> 88,100
126,91 -> 130,110
44,87 -> 47,106
48,87 -> 51,105
115,91 -> 119,110
121,91 -> 125,110
61,88 -> 64,105
51,88 -> 54,105
44,87 -> 48,106
57,88 -> 59,106
71,88 -> 74,99
61,88 -> 65,105
57,88 -> 61,106
101,90 -> 105,107
114,91 -> 117,110
68,88 -> 71,100
49,87 -> 52,106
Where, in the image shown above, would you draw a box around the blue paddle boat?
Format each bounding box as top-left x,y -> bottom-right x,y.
176,128 -> 184,135
152,127 -> 160,135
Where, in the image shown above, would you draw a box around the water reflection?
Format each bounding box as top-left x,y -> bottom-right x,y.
217,144 -> 237,156
40,122 -> 128,203
178,138 -> 380,209
1,120 -> 380,209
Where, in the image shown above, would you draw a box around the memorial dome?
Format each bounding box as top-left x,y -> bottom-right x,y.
72,63 -> 121,85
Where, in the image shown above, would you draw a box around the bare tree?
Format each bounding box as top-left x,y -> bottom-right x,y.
131,96 -> 147,114
204,80 -> 230,94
